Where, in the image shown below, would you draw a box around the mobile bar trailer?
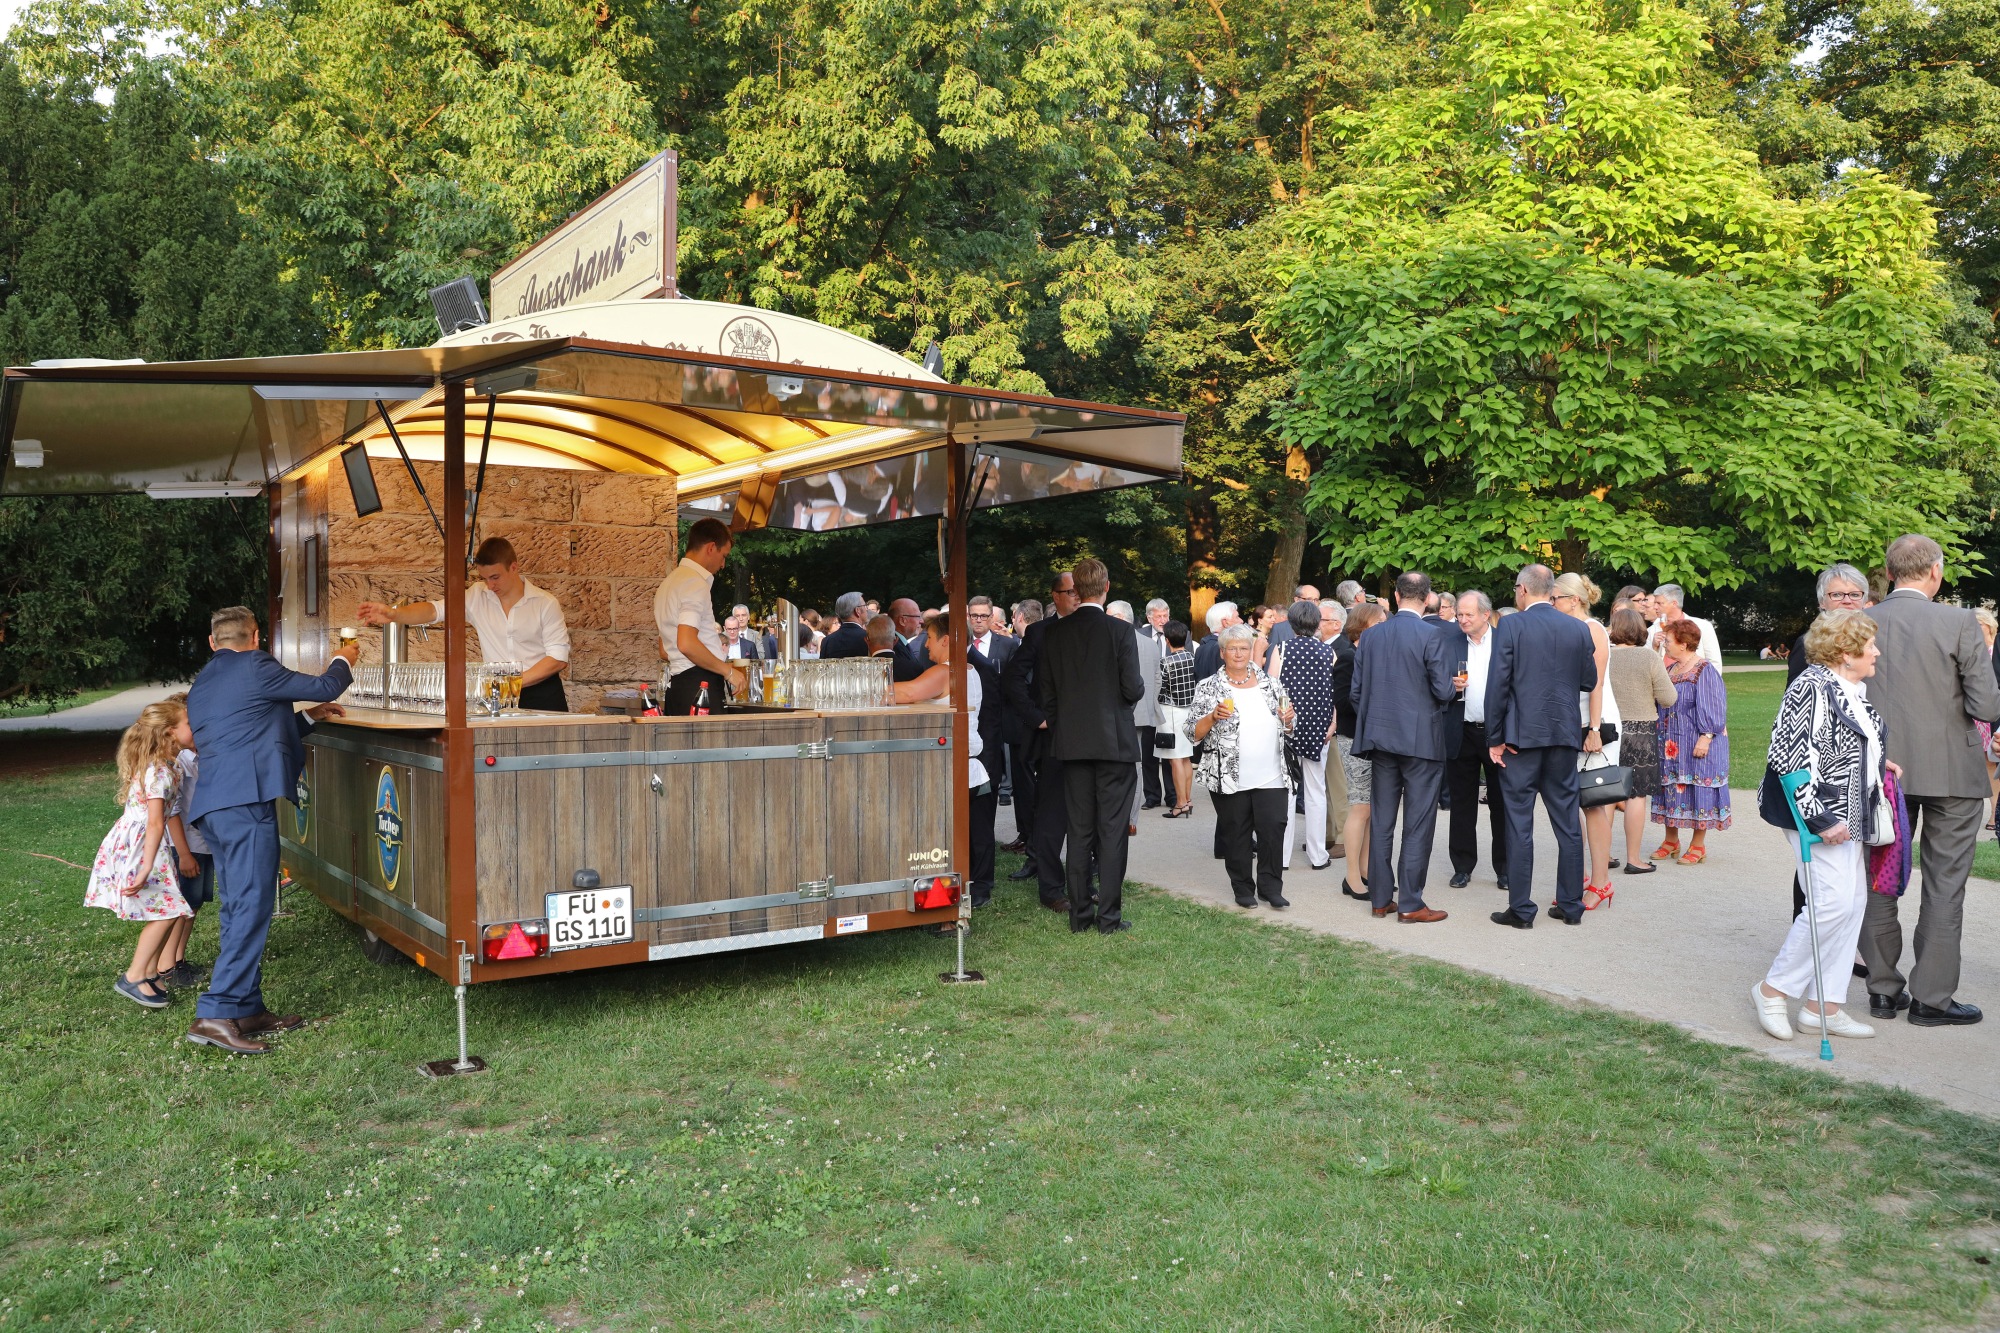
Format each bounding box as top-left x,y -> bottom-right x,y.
0,301 -> 1184,1012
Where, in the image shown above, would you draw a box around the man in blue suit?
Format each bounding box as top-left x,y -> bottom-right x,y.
1483,564 -> 1599,928
1352,571 -> 1457,922
185,606 -> 356,1053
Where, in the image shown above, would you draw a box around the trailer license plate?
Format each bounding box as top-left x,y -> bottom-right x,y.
545,886 -> 634,951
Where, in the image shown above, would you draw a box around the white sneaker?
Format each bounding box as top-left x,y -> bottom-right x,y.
1797,1007 -> 1875,1039
1753,983 -> 1794,1041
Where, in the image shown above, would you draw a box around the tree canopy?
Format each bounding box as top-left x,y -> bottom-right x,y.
1269,0 -> 2000,590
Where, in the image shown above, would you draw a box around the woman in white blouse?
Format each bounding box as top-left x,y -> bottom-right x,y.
1187,625 -> 1297,909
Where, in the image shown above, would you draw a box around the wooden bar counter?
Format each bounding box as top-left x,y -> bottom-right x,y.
282,703 -> 958,982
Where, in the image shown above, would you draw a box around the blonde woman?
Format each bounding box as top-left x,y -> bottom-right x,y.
1553,573 -> 1621,907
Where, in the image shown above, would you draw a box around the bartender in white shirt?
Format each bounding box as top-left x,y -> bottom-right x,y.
357,536 -> 573,711
652,518 -> 747,715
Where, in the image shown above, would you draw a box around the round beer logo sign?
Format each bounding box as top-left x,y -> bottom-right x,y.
373,767 -> 405,891
719,315 -> 779,363
291,773 -> 311,841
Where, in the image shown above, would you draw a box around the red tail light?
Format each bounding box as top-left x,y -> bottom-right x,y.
913,874 -> 961,910
481,919 -> 549,962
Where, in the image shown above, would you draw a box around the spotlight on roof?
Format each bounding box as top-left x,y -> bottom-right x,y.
429,276 -> 490,336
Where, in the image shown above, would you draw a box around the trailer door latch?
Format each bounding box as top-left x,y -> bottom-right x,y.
650,772 -> 664,795
796,878 -> 835,900
796,741 -> 830,760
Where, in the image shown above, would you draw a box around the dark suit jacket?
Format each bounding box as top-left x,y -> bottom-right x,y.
897,635 -> 932,671
1001,617 -> 1052,746
1483,602 -> 1597,751
187,649 -> 353,822
1352,609 -> 1455,760
872,648 -> 925,683
1192,633 -> 1222,682
818,621 -> 869,660
966,638 -> 1007,766
1432,620 -> 1471,760
1331,633 -> 1359,738
1037,604 -> 1145,762
1788,632 -> 1808,685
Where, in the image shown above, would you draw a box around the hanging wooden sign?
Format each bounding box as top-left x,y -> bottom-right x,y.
488,150 -> 677,320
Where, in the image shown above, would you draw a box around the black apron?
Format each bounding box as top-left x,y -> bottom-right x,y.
664,667 -> 726,716
518,675 -> 568,713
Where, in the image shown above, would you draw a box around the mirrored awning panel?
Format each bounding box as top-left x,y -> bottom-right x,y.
2,331 -> 1184,520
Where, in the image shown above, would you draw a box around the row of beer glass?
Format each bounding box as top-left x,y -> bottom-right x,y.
775,657 -> 894,710
343,662 -> 525,715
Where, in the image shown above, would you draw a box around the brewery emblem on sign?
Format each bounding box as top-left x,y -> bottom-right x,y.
720,315 -> 779,363
291,772 -> 311,842
373,767 -> 405,891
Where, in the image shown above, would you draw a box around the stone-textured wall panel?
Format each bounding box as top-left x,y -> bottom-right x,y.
501,523 -> 573,576
568,630 -> 662,685
535,576 -> 611,631
326,513 -> 444,570
570,524 -> 673,579
476,469 -> 575,523
611,578 -> 662,634
574,473 -> 665,526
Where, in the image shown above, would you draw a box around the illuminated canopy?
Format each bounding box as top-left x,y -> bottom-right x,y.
2,325 -> 1183,528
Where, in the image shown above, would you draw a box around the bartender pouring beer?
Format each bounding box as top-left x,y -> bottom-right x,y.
356,536 -> 573,711
653,518 -> 747,715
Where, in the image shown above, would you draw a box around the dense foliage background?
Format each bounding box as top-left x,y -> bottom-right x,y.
5,0 -> 2000,698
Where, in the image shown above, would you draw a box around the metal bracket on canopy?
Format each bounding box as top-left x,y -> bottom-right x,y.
465,392 -> 497,565
373,399 -> 446,547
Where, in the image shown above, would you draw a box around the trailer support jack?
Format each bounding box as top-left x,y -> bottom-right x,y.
939,907 -> 984,985
422,946 -> 489,1077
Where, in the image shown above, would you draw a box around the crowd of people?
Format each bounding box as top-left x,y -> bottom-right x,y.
82,531 -> 1989,1052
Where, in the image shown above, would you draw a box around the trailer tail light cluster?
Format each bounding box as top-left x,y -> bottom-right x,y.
912,874 -> 961,910
481,918 -> 549,962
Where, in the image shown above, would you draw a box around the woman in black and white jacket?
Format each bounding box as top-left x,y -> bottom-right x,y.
1753,610 -> 1901,1042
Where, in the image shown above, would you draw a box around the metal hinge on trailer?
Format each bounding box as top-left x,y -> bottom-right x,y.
796,740 -> 830,760
796,877 -> 835,900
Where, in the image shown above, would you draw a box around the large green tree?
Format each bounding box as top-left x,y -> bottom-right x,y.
1269,0 -> 2000,590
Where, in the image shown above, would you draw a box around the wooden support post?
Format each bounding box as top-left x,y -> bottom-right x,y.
441,381 -> 477,982
945,440 -> 971,898
266,486 -> 283,654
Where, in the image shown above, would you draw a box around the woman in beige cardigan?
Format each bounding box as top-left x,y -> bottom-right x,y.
1607,606 -> 1678,875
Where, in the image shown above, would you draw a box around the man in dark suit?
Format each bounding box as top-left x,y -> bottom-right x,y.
1038,559 -> 1146,933
1443,591 -> 1507,889
818,591 -> 870,659
866,615 -> 926,681
185,606 -> 355,1053
1484,564 -> 1599,928
1002,571 -> 1081,908
1136,598 -> 1172,807
1191,600 -> 1238,681
1352,571 -> 1457,922
1265,585 -> 1319,651
889,598 -> 932,670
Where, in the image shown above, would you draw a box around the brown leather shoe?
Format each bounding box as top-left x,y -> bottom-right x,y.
185,1017 -> 271,1054
1370,905 -> 1395,918
1398,907 -> 1449,923
237,1011 -> 305,1036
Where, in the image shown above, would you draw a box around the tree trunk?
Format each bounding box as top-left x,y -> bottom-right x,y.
1553,535 -> 1587,577
1261,445 -> 1312,607
1187,489 -> 1222,628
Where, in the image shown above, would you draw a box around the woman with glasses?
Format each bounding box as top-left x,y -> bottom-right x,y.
1787,564 -> 1870,684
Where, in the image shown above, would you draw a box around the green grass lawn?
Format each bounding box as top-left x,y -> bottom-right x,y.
0,681 -> 141,720
4,763 -> 1999,1331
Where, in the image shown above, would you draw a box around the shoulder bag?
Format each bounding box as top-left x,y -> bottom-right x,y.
1578,749 -> 1635,809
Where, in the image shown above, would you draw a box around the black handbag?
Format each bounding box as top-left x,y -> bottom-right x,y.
1578,755 -> 1634,808
1152,727 -> 1175,752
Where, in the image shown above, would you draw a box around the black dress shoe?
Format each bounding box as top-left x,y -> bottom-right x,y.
1496,879 -> 1511,893
1008,864 -> 1038,880
1449,872 -> 1471,888
1545,909 -> 1581,926
1868,990 -> 1911,1018
1490,910 -> 1532,929
1141,799 -> 1162,810
997,795 -> 1012,806
1098,920 -> 1133,935
1262,893 -> 1290,909
1001,838 -> 1027,854
1041,897 -> 1071,913
1069,918 -> 1098,933
1908,999 -> 1983,1026
1235,894 -> 1257,908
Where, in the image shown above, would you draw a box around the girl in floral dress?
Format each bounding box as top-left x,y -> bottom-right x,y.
1652,618 -> 1732,863
86,701 -> 195,1008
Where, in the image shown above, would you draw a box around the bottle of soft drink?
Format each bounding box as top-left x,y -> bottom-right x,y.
692,681 -> 712,717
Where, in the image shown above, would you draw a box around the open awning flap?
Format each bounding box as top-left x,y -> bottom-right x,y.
1,337 -> 1183,520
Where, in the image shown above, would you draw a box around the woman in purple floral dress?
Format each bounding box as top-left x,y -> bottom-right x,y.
1652,618 -> 1731,863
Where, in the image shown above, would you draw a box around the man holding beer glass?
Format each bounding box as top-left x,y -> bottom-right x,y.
356,536 -> 573,711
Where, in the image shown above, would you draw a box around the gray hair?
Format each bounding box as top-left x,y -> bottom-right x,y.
1319,599 -> 1346,627
1457,589 -> 1493,616
1205,601 -> 1238,634
833,591 -> 866,621
1106,600 -> 1134,622
1815,563 -> 1868,606
1144,597 -> 1169,613
1218,623 -> 1257,646
1286,600 -> 1321,636
1886,533 -> 1944,584
1335,580 -> 1364,607
1516,564 -> 1555,598
1653,583 -> 1686,608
